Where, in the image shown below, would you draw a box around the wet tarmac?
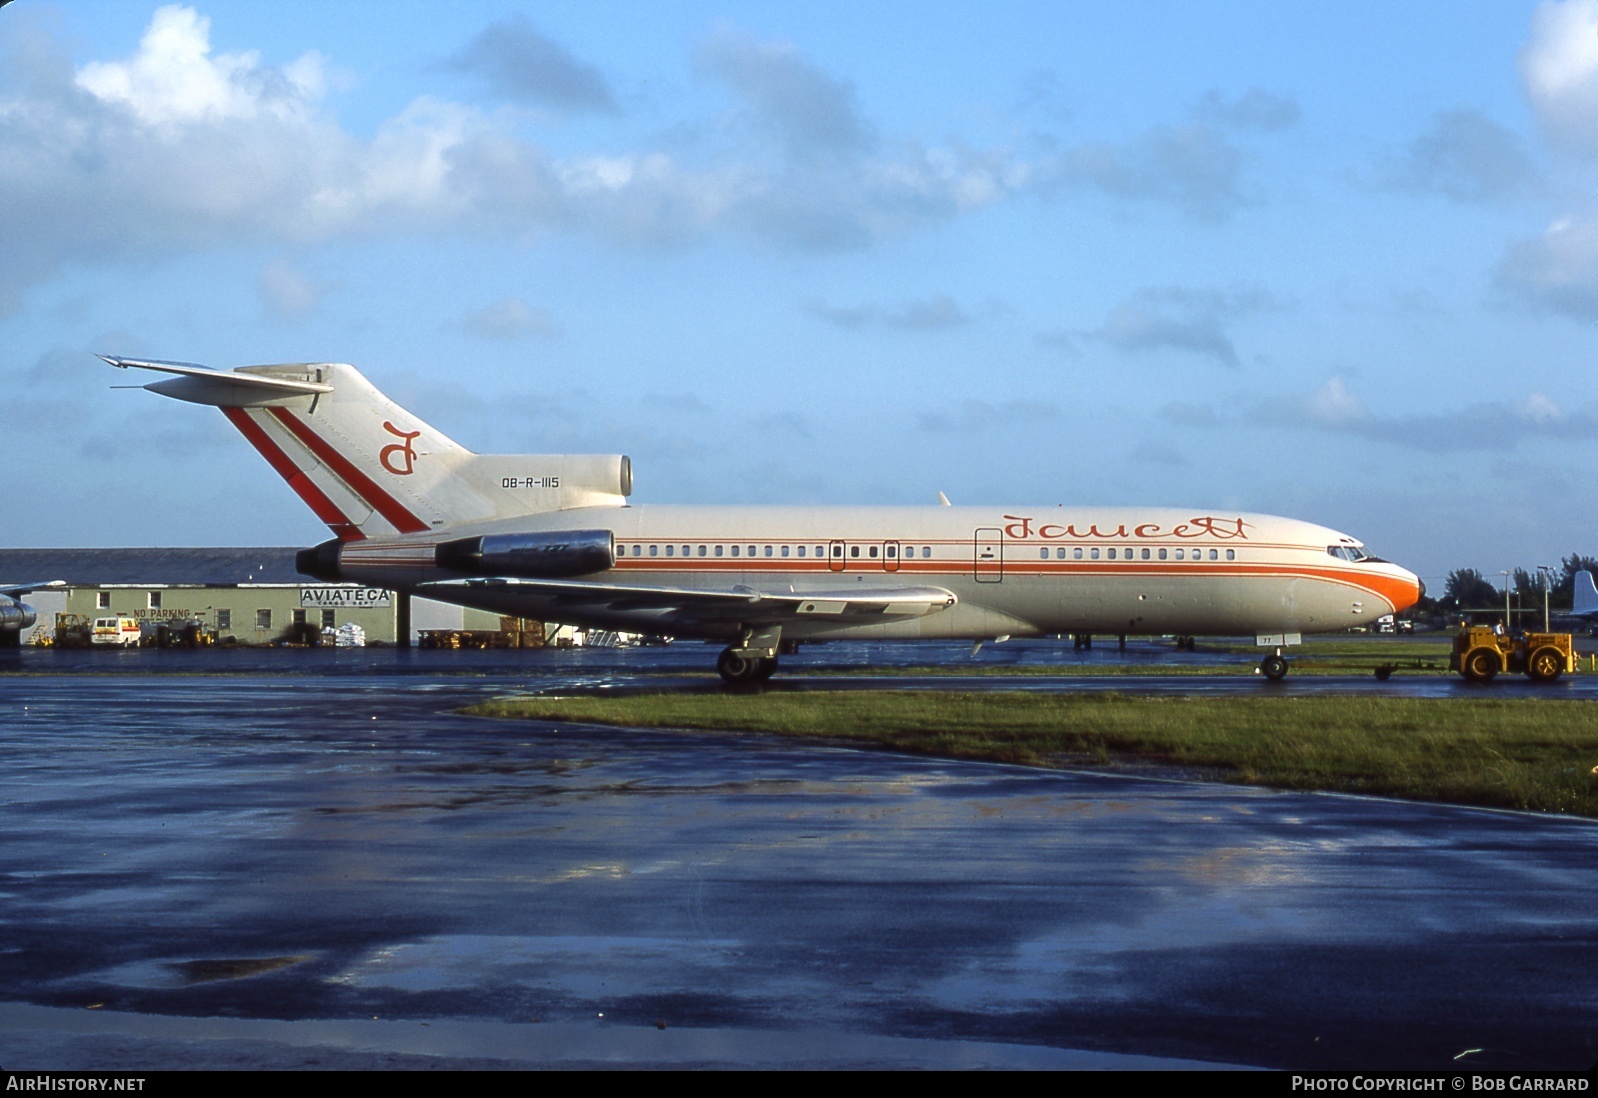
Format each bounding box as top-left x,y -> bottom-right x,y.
11,636 -> 1598,711
1,642 -> 1597,1069
9,632 -> 1598,696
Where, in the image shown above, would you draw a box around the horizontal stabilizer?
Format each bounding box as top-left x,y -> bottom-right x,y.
99,356 -> 333,407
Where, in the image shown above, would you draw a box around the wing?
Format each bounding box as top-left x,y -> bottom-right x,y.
1,580 -> 64,599
415,576 -> 957,632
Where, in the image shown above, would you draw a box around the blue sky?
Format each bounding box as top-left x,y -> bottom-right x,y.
5,1 -> 1598,592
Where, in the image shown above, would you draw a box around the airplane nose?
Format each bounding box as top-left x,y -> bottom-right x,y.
1398,570 -> 1424,612
1380,566 -> 1424,614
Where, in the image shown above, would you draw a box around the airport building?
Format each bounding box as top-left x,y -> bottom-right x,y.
59,582 -> 403,645
0,548 -> 535,646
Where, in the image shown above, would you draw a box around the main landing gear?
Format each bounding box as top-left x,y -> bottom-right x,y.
716,626 -> 789,685
716,647 -> 778,686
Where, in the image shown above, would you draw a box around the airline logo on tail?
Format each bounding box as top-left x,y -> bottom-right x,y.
380,422 -> 420,476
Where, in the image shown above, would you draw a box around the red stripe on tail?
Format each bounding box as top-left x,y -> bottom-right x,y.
267,408 -> 430,535
220,407 -> 365,541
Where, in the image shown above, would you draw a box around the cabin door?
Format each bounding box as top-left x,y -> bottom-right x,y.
974,528 -> 1003,582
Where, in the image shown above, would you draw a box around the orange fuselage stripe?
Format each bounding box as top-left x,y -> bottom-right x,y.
602,557 -> 1418,609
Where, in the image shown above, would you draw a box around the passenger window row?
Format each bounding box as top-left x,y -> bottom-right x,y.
615,544 -> 937,559
1036,547 -> 1235,561
612,543 -> 1236,562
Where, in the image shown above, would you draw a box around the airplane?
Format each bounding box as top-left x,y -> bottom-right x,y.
1,581 -> 65,647
1572,570 -> 1598,621
102,355 -> 1423,683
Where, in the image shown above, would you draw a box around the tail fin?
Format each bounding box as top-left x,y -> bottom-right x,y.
103,357 -> 631,540
1574,570 -> 1598,619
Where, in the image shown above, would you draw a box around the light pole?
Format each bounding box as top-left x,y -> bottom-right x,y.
1539,565 -> 1553,633
1500,570 -> 1512,631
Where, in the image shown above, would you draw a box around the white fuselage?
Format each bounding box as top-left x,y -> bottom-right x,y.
104,358 -> 1423,657
334,503 -> 1422,642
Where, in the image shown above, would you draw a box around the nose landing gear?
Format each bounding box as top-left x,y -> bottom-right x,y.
1259,652 -> 1289,680
1254,633 -> 1300,681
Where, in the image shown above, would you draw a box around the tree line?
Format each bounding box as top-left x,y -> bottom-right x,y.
1436,554 -> 1598,616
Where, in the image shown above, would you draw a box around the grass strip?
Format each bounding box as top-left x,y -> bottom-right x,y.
748,639 -> 1560,676
466,692 -> 1598,817
817,659 -> 1450,677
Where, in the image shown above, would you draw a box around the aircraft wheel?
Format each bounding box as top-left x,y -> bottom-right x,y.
716,648 -> 762,686
1526,646 -> 1564,683
1260,654 -> 1288,680
1461,647 -> 1500,683
754,656 -> 778,681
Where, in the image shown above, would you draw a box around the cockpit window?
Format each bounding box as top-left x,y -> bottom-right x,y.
1327,545 -> 1372,563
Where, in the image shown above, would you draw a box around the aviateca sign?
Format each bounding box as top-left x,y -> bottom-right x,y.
299,587 -> 392,609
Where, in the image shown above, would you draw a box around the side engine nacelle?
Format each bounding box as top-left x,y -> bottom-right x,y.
0,599 -> 38,631
297,529 -> 616,583
435,530 -> 615,578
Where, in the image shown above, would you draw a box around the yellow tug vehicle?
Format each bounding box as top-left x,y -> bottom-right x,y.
1451,625 -> 1574,683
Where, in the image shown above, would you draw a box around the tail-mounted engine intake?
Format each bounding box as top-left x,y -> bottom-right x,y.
435,530 -> 615,578
296,541 -> 345,582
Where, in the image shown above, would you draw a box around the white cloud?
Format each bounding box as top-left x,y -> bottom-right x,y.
256,259 -> 329,316
695,27 -> 873,158
1129,440 -> 1186,466
1081,285 -> 1282,367
0,11 -> 1289,318
0,11 -> 1047,314
804,294 -> 969,331
1195,88 -> 1300,133
1034,89 -> 1298,222
1258,378 -> 1598,452
1518,390 -> 1566,424
1378,110 -> 1538,203
1039,123 -> 1246,222
440,15 -> 616,115
1493,4 -> 1598,318
1497,215 -> 1598,318
917,399 -> 1058,433
0,7 -> 361,312
75,6 -> 324,129
1521,0 -> 1598,155
1158,401 -> 1219,426
1303,377 -> 1368,427
460,297 -> 556,341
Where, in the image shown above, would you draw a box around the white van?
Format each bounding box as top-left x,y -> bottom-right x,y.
90,617 -> 142,647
